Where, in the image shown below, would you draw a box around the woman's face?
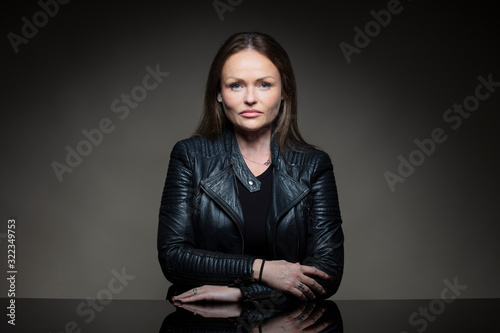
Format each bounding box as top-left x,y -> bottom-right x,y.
218,49 -> 283,136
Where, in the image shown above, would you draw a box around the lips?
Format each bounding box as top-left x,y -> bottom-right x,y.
240,109 -> 262,118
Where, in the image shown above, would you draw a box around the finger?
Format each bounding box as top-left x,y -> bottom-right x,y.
172,287 -> 202,301
293,302 -> 315,322
177,294 -> 208,303
297,306 -> 326,330
172,300 -> 183,307
178,303 -> 197,311
173,291 -> 193,300
178,303 -> 210,315
300,265 -> 330,280
297,282 -> 317,300
289,285 -> 308,301
301,276 -> 326,295
179,295 -> 198,304
177,303 -> 210,317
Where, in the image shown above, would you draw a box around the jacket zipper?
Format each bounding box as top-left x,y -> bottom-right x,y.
294,206 -> 300,261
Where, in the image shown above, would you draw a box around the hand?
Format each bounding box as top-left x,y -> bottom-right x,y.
173,301 -> 243,318
253,260 -> 330,301
259,303 -> 330,333
171,285 -> 243,303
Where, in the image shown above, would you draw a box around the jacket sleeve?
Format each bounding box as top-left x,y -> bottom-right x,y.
302,150 -> 344,299
157,141 -> 256,287
238,282 -> 288,302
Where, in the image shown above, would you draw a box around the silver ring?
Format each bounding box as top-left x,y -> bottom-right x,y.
297,315 -> 305,322
298,283 -> 305,291
193,288 -> 197,295
193,311 -> 197,316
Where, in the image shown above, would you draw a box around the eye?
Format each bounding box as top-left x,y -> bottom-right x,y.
259,82 -> 271,89
229,82 -> 243,90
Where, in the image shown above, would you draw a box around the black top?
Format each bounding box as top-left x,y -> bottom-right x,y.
238,165 -> 273,259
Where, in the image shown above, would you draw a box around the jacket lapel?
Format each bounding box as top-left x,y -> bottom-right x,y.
269,140 -> 310,222
200,167 -> 244,229
269,169 -> 309,223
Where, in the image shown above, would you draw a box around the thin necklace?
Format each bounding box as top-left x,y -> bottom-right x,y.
242,154 -> 272,166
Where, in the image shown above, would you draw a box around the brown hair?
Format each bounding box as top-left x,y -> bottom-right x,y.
192,32 -> 308,152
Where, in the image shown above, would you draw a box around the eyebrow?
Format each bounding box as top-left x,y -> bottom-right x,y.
223,75 -> 277,82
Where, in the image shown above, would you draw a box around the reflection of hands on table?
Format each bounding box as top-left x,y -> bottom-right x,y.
173,300 -> 243,318
259,303 -> 330,333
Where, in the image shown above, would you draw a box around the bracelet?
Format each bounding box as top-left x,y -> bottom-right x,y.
258,260 -> 266,283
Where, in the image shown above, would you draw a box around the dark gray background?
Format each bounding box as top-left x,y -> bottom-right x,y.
1,0 -> 499,300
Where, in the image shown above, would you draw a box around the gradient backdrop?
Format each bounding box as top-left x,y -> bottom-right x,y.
1,0 -> 499,301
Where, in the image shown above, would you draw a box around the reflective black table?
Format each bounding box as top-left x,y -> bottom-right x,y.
1,298 -> 498,332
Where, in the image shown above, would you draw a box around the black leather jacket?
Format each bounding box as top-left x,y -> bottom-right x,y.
157,130 -> 344,300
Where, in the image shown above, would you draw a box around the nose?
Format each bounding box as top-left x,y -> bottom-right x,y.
244,88 -> 256,105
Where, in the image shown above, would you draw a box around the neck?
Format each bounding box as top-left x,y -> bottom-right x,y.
234,126 -> 272,157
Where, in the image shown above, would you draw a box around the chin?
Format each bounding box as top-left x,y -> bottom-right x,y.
236,124 -> 271,134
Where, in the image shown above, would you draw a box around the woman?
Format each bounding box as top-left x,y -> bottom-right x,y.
158,32 -> 344,303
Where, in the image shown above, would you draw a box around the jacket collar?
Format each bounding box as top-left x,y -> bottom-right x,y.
200,129 -> 309,236
225,128 -> 263,193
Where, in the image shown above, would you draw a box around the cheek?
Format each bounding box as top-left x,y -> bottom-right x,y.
267,92 -> 282,111
222,92 -> 240,110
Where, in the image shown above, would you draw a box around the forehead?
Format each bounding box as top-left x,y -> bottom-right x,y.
222,50 -> 279,78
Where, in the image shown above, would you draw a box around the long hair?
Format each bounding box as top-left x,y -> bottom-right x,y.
192,32 -> 308,153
